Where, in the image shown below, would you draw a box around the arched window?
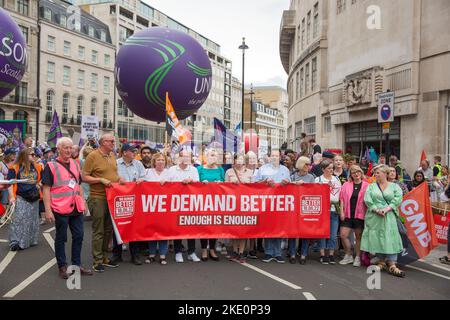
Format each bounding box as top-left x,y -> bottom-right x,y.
0,109 -> 5,120
13,110 -> 28,121
77,96 -> 84,124
46,90 -> 55,121
62,93 -> 70,119
90,98 -> 97,116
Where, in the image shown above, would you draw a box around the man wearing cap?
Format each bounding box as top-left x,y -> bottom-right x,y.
42,148 -> 55,167
42,137 -> 93,279
82,134 -> 125,273
111,143 -> 146,265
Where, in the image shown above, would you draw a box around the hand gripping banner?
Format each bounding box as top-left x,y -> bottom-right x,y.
106,182 -> 331,243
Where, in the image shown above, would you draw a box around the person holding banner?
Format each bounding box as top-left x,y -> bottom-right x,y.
144,152 -> 169,265
197,149 -> 225,261
113,143 -> 146,265
361,165 -> 405,278
291,157 -> 315,265
82,134 -> 124,273
339,165 -> 369,267
253,149 -> 291,264
315,160 -> 342,265
165,148 -> 201,263
225,153 -> 253,263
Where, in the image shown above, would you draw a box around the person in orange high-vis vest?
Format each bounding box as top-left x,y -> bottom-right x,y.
42,137 -> 93,279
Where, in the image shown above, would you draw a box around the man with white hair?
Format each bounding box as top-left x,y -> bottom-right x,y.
42,137 -> 93,279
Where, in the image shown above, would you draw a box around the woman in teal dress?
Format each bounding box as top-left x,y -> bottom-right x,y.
197,149 -> 225,262
362,164 -> 406,278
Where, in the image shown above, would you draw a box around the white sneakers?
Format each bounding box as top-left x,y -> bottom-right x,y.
187,253 -> 201,262
339,254 -> 354,265
176,252 -> 201,263
175,253 -> 184,263
353,256 -> 361,267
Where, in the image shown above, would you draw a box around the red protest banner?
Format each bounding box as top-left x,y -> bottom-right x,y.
106,182 -> 331,243
398,183 -> 439,258
434,214 -> 449,245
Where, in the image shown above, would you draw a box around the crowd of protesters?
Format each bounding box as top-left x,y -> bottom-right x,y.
0,133 -> 449,280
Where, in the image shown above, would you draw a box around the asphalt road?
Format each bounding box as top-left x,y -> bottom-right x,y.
0,221 -> 449,300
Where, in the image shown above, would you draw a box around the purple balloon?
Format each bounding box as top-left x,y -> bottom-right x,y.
115,27 -> 212,122
0,7 -> 27,99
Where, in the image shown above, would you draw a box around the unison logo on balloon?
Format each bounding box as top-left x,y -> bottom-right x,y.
115,27 -> 212,122
0,7 -> 27,99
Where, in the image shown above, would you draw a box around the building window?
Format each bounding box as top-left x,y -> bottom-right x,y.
100,30 -> 106,42
15,81 -> 28,104
295,71 -> 300,101
323,116 -> 332,134
16,0 -> 29,16
313,3 -> 319,38
62,93 -> 69,119
88,26 -> 95,37
46,90 -> 55,119
91,73 -> 98,91
47,35 -> 55,51
77,96 -> 84,123
296,25 -> 301,56
307,11 -> 311,44
118,99 -> 124,116
104,77 -> 110,94
304,117 -> 316,139
91,50 -> 98,64
90,98 -> 97,116
60,15 -> 67,27
77,70 -> 85,88
103,100 -> 109,124
0,109 -> 5,120
337,0 -> 346,14
312,58 -> 318,91
13,110 -> 28,121
47,62 -> 55,82
63,41 -> 71,56
119,26 -> 133,42
104,54 -> 110,66
301,19 -> 305,50
305,63 -> 310,95
300,68 -> 304,98
19,25 -> 28,44
78,46 -> 85,60
44,8 -> 52,20
63,66 -> 71,86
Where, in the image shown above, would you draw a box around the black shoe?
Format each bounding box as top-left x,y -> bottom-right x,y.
93,264 -> 105,273
257,246 -> 265,253
10,244 -> 21,252
247,250 -> 258,259
320,256 -> 329,265
103,258 -> 119,268
132,256 -> 143,265
299,257 -> 306,265
289,256 -> 297,264
329,256 -> 336,265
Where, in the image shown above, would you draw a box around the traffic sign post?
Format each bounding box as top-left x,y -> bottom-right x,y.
378,91 -> 395,157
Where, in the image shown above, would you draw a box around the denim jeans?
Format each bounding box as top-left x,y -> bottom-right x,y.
264,238 -> 282,257
149,240 -> 168,256
288,239 -> 298,257
54,212 -> 84,268
320,212 -> 339,251
376,253 -> 398,263
299,239 -> 310,257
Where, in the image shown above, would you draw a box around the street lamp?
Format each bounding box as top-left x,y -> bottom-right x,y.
239,37 -> 249,141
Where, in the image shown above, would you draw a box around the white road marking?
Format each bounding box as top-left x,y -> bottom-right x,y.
302,292 -> 317,300
43,233 -> 55,252
0,251 -> 17,275
43,227 -> 55,233
3,258 -> 57,298
0,239 -> 8,243
238,262 -> 302,290
406,265 -> 450,281
418,259 -> 450,273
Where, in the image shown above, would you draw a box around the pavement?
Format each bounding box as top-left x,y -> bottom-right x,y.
0,221 -> 449,300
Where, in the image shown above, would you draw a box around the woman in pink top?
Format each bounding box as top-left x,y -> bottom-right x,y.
339,165 -> 369,267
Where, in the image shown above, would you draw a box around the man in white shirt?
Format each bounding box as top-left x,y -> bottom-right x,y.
165,149 -> 201,263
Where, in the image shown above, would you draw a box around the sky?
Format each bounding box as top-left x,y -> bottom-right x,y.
146,0 -> 290,89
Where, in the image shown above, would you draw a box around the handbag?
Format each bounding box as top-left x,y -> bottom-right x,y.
20,188 -> 40,203
376,183 -> 407,237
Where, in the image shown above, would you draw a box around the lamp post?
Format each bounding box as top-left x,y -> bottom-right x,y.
239,37 -> 249,141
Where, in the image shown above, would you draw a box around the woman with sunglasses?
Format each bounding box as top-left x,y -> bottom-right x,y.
339,165 -> 369,267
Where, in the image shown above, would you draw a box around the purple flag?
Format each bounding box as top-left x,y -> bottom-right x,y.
47,111 -> 62,148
